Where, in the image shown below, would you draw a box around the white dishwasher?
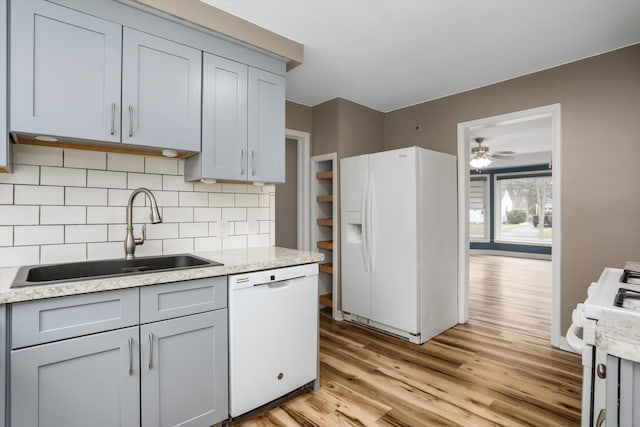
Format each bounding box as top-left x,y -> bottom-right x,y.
228,263 -> 319,418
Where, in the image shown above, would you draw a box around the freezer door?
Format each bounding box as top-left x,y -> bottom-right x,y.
340,154 -> 371,318
369,148 -> 419,333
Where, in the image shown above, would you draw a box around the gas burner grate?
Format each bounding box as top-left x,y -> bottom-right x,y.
614,287 -> 640,310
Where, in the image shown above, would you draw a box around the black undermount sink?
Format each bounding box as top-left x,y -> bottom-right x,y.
11,254 -> 223,288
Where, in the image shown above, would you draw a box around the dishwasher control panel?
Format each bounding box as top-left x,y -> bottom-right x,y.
228,263 -> 318,289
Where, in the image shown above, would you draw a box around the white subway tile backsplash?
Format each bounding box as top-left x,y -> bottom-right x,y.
13,144 -> 63,167
235,194 -> 259,208
65,187 -> 107,206
0,184 -> 13,204
0,206 -> 39,225
41,166 -> 86,187
65,225 -> 108,243
222,183 -> 247,193
152,191 -> 179,207
194,237 -> 221,252
86,206 -> 125,224
15,225 -> 64,246
0,226 -> 13,246
108,224 -> 127,242
194,207 -> 221,222
270,194 -> 275,219
134,239 -> 163,257
107,153 -> 144,173
41,244 -> 87,264
209,193 -> 234,207
222,208 -> 247,221
87,242 -> 122,260
145,223 -> 179,240
163,175 -> 193,192
128,173 -> 162,190
108,189 -> 144,207
222,235 -> 247,250
0,147 -> 274,267
0,164 -> 39,185
263,185 -> 275,194
248,207 -> 270,221
162,207 -> 193,223
248,234 -> 270,248
87,170 -> 127,189
41,206 -> 86,225
145,157 -> 178,175
0,246 -> 39,267
179,191 -> 208,207
163,238 -> 193,254
179,222 -> 208,238
246,185 -> 262,194
64,149 -> 106,170
15,185 -> 64,205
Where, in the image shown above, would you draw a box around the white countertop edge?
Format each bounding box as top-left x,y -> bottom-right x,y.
595,310 -> 640,363
0,247 -> 324,304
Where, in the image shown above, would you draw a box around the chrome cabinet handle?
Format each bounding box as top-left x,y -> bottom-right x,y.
596,409 -> 606,427
110,103 -> 116,135
148,333 -> 153,369
128,105 -> 134,137
241,149 -> 246,176
251,150 -> 256,176
128,337 -> 133,375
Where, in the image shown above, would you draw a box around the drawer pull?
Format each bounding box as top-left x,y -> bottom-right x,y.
128,337 -> 133,375
148,333 -> 153,370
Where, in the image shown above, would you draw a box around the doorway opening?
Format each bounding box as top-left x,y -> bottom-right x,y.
457,104 -> 563,347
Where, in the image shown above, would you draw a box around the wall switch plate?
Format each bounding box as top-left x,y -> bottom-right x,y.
220,219 -> 229,239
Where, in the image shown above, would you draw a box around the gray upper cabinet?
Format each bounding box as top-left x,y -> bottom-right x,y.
0,0 -> 10,172
11,326 -> 141,427
122,27 -> 201,152
141,310 -> 228,427
248,67 -> 285,183
185,54 -> 248,182
10,0 -> 122,142
185,54 -> 285,184
10,1 -> 202,152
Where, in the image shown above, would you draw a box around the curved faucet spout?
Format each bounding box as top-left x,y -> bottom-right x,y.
124,188 -> 162,259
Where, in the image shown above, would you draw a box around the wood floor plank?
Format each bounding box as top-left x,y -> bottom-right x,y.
233,255 -> 581,426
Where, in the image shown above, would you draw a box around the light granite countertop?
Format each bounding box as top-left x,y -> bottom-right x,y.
0,246 -> 324,304
595,310 -> 640,363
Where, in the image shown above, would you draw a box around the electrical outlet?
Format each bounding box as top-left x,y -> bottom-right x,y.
220,219 -> 229,239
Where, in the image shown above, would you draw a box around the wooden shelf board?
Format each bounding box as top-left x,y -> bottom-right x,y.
317,218 -> 333,227
317,240 -> 333,250
319,293 -> 333,307
316,170 -> 333,180
316,194 -> 333,203
319,262 -> 333,274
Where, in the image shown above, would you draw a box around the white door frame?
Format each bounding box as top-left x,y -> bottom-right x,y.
456,103 -> 563,348
285,128 -> 311,251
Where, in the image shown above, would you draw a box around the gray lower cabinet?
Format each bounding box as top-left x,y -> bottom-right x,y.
11,326 -> 141,427
9,278 -> 229,427
141,310 -> 228,427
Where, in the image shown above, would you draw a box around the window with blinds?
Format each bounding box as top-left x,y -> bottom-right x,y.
469,177 -> 488,240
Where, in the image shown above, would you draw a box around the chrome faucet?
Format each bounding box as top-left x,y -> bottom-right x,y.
124,188 -> 162,259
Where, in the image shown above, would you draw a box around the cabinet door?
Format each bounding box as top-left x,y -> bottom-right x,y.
248,67 -> 285,183
122,27 -> 202,152
0,0 -> 8,171
141,310 -> 228,427
11,326 -> 140,427
10,0 -> 122,142
198,53 -> 248,181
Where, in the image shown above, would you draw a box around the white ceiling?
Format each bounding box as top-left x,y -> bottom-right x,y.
201,0 -> 640,113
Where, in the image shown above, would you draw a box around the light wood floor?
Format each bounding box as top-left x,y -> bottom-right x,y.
234,255 -> 581,426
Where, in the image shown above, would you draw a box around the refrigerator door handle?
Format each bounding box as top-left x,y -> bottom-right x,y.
367,175 -> 374,272
361,173 -> 370,272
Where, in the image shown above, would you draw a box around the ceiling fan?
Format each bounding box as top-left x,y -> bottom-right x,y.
469,137 -> 516,168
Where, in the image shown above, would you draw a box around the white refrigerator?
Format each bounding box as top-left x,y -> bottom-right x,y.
340,146 -> 457,344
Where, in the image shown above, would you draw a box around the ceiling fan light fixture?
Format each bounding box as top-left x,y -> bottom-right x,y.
469,156 -> 492,168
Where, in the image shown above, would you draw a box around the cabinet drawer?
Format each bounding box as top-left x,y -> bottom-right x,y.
11,288 -> 139,349
140,277 -> 226,323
